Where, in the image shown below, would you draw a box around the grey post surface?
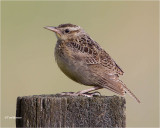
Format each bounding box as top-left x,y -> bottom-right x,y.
16,94 -> 126,127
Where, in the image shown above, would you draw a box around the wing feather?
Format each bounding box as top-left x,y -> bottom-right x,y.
68,35 -> 124,75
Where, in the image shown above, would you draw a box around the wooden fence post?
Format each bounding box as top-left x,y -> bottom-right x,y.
16,94 -> 126,127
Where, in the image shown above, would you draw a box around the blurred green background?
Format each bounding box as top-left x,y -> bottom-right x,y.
1,1 -> 159,127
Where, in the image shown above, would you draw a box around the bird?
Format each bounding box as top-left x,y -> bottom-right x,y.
44,23 -> 140,103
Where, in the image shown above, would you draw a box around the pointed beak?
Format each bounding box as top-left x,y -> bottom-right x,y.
44,26 -> 61,35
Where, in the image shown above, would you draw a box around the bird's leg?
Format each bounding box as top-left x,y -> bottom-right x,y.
76,86 -> 102,94
59,86 -> 103,97
75,86 -> 103,97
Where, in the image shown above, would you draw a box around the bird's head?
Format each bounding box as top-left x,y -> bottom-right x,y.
44,23 -> 85,40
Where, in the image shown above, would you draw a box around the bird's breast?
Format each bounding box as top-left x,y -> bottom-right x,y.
54,43 -> 95,85
54,43 -> 81,83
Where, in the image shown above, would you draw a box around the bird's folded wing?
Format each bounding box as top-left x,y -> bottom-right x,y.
95,73 -> 126,96
67,37 -> 124,76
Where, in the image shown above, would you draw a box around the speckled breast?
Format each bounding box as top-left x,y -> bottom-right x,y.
54,41 -> 95,86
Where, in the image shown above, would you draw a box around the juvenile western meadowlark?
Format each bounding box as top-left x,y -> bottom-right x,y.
45,23 -> 140,103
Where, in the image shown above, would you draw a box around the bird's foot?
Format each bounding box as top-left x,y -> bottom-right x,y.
58,92 -> 75,96
58,91 -> 101,97
78,91 -> 101,97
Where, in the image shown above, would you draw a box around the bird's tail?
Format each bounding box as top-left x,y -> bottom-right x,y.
123,84 -> 141,103
98,73 -> 141,103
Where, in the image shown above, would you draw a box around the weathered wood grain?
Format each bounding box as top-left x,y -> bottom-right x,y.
16,94 -> 126,127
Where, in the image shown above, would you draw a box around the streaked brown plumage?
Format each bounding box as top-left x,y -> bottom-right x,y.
44,23 -> 140,103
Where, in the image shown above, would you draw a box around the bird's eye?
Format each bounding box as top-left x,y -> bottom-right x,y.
65,29 -> 70,33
